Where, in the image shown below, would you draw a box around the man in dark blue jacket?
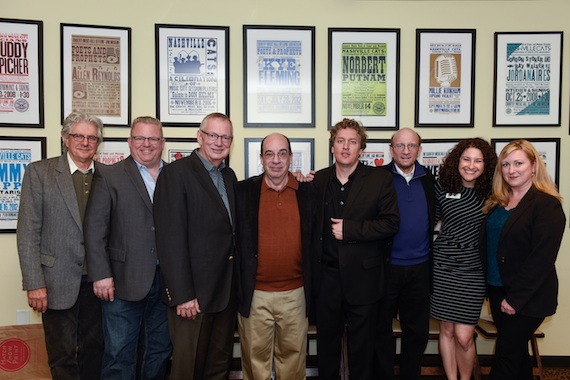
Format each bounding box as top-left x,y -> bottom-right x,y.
376,128 -> 436,380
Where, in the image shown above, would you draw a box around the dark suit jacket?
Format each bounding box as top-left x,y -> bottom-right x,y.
480,187 -> 566,318
313,162 -> 400,305
234,174 -> 316,318
153,151 -> 237,313
17,154 -> 103,310
84,156 -> 163,301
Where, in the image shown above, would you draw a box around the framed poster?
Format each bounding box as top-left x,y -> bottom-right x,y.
493,32 -> 563,127
0,136 -> 46,232
491,138 -> 560,186
61,23 -> 131,126
243,25 -> 315,128
415,29 -> 476,128
245,137 -> 314,178
418,139 -> 459,180
0,18 -> 44,128
328,28 -> 400,130
164,137 -> 199,163
360,139 -> 392,167
93,137 -> 129,165
155,25 -> 229,126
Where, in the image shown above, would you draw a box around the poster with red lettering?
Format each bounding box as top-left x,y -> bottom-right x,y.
0,18 -> 44,128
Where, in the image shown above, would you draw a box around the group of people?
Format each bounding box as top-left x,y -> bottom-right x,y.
16,111 -> 565,380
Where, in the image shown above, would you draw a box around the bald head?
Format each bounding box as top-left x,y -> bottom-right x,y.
390,128 -> 422,174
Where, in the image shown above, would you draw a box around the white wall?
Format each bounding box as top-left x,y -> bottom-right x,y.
3,0 -> 569,356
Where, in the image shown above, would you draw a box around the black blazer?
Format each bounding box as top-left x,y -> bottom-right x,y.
480,187 -> 566,318
313,163 -> 400,305
234,174 -> 316,317
153,151 -> 237,313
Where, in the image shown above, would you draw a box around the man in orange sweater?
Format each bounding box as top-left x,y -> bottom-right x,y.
234,133 -> 315,380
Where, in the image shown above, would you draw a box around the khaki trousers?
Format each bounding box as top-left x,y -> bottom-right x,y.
238,287 -> 307,380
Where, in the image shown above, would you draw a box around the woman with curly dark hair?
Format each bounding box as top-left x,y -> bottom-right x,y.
430,138 -> 497,380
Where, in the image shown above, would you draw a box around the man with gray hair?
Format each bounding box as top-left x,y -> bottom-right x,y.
154,112 -> 237,379
17,112 -> 105,379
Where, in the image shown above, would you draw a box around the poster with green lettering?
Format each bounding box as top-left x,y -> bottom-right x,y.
341,43 -> 387,116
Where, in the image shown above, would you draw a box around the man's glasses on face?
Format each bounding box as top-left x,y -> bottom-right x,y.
199,130 -> 233,145
391,143 -> 420,152
68,133 -> 99,144
262,150 -> 290,160
131,136 -> 164,145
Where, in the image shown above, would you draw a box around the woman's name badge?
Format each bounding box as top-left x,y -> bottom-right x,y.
445,193 -> 461,199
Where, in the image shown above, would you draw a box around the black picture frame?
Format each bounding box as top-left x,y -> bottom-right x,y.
328,28 -> 400,130
155,24 -> 229,127
493,32 -> 563,127
0,18 -> 44,128
415,29 -> 476,128
61,23 -> 132,126
243,25 -> 315,128
0,136 -> 46,232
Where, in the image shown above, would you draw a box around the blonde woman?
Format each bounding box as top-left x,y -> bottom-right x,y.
480,139 -> 566,380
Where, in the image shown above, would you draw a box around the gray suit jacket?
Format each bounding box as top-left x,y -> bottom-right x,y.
84,156 -> 162,302
17,154 -> 102,310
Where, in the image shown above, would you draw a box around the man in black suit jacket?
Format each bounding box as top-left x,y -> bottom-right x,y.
84,116 -> 172,379
313,118 -> 400,379
234,133 -> 316,379
153,113 -> 237,380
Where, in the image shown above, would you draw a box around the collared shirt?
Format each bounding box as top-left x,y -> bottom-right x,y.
67,152 -> 95,174
256,172 -> 303,291
133,159 -> 163,202
196,149 -> 232,224
394,163 -> 415,184
322,164 -> 359,263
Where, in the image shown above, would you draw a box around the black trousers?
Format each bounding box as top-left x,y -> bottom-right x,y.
315,264 -> 378,380
42,277 -> 103,380
376,261 -> 431,380
488,285 -> 544,380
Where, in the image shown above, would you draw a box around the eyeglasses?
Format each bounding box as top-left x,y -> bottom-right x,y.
68,133 -> 99,144
262,150 -> 290,160
131,136 -> 163,145
392,143 -> 420,151
199,130 -> 233,145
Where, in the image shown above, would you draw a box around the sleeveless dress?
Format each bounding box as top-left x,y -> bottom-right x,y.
429,181 -> 486,325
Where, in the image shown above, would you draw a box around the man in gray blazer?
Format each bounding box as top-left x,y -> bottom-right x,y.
17,112 -> 105,380
84,116 -> 172,380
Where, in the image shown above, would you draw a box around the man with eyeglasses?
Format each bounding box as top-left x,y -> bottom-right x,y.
313,118 -> 399,379
375,127 -> 435,380
153,112 -> 237,379
17,112 -> 105,379
234,133 -> 316,379
83,116 -> 172,379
